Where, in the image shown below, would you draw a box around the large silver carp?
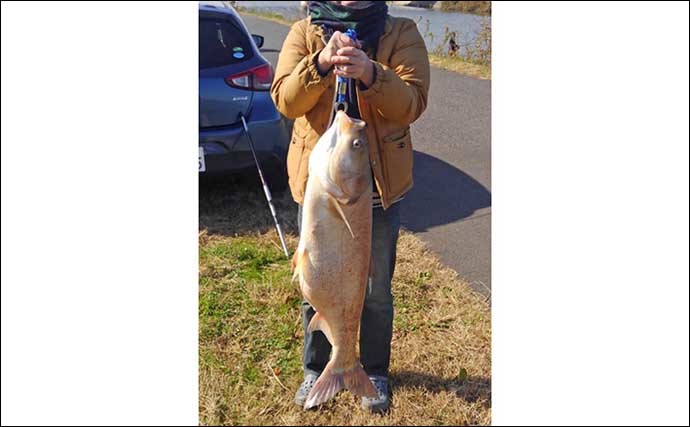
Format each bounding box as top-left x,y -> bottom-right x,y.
292,110 -> 378,409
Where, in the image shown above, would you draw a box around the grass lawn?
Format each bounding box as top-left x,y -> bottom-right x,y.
199,179 -> 491,425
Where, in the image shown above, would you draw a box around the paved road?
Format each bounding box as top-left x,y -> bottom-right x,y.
241,14 -> 492,296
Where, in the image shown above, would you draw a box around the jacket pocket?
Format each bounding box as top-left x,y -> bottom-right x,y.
287,134 -> 307,196
382,127 -> 414,196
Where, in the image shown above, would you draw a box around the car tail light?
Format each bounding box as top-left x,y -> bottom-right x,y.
224,63 -> 273,91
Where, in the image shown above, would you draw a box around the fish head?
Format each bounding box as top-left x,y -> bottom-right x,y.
327,110 -> 371,204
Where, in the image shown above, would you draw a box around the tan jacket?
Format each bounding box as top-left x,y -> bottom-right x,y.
270,16 -> 430,209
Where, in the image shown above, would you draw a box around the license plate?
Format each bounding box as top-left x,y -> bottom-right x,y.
199,147 -> 206,172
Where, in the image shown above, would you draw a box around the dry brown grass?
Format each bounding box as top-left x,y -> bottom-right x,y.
438,1 -> 492,16
428,54 -> 491,80
199,181 -> 491,425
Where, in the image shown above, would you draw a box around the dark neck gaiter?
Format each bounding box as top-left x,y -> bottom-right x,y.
308,1 -> 388,57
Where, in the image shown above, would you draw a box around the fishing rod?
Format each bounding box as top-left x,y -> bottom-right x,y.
239,112 -> 290,258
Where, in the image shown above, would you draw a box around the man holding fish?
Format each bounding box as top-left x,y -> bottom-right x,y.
270,0 -> 430,413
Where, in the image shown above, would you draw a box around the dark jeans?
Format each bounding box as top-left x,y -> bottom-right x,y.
297,202 -> 401,378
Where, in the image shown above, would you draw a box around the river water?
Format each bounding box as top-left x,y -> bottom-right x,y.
233,1 -> 490,54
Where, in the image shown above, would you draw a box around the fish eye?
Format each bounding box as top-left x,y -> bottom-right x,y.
352,139 -> 363,149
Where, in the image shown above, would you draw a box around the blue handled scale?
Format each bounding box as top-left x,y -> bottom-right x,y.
334,28 -> 358,113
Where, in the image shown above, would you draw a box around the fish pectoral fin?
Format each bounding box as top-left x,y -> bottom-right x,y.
329,196 -> 355,239
306,312 -> 334,345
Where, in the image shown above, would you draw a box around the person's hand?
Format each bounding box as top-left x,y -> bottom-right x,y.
317,31 -> 361,75
331,46 -> 375,87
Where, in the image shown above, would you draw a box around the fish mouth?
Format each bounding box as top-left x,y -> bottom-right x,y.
336,110 -> 366,131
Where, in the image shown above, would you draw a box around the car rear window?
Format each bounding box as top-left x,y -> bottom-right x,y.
199,17 -> 253,69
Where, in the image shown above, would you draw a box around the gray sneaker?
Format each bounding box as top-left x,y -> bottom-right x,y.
361,375 -> 391,413
294,373 -> 319,407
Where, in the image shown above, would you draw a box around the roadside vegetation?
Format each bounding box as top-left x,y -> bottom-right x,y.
438,1 -> 491,16
419,15 -> 491,79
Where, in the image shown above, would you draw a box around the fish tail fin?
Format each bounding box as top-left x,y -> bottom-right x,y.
304,362 -> 344,409
304,361 -> 377,409
343,363 -> 378,398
